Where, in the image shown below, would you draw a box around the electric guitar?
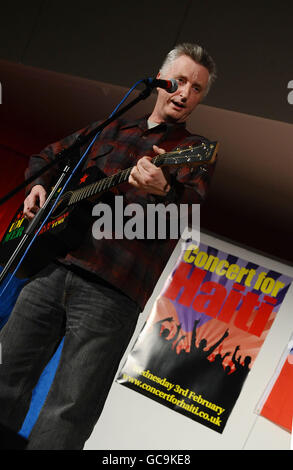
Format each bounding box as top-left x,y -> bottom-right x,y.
0,141 -> 218,278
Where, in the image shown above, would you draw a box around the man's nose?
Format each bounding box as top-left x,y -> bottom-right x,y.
178,83 -> 190,101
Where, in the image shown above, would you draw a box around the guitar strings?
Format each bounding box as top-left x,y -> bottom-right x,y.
66,146 -> 211,207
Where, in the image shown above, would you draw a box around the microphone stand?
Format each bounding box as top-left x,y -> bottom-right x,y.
0,83 -> 153,287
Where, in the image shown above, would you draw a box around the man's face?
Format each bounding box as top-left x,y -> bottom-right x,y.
153,54 -> 210,123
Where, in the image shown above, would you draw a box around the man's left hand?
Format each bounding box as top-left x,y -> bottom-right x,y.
128,145 -> 171,196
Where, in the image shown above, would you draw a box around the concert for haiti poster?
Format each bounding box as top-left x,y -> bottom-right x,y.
117,240 -> 292,433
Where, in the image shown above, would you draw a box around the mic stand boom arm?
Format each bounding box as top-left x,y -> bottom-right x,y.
0,84 -> 153,286
0,85 -> 152,207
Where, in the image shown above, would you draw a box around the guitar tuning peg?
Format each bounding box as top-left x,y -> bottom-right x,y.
199,165 -> 208,173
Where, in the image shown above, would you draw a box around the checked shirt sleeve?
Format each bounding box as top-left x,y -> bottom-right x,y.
24,122 -> 98,196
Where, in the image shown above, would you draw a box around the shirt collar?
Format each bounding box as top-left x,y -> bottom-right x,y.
120,115 -> 187,133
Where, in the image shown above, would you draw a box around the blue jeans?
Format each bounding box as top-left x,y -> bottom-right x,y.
0,263 -> 140,449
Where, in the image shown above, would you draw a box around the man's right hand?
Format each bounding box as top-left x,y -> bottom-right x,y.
23,185 -> 47,220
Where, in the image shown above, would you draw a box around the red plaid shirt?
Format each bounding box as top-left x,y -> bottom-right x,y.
25,115 -> 216,310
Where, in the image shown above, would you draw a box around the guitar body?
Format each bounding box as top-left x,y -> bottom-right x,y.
0,141 -> 218,279
0,167 -> 102,279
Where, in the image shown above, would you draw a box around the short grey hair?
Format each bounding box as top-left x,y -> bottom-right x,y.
160,43 -> 217,96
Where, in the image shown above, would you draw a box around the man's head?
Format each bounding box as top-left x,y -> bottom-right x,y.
160,43 -> 217,96
150,43 -> 217,124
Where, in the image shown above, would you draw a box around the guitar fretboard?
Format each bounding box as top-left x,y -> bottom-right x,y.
67,142 -> 215,206
67,153 -> 167,206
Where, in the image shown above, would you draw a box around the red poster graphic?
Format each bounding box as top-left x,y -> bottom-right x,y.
117,241 -> 292,433
257,335 -> 293,432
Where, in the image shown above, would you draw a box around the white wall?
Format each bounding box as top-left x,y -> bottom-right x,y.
84,232 -> 293,450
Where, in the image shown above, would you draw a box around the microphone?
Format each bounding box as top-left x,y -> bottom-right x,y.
144,78 -> 178,93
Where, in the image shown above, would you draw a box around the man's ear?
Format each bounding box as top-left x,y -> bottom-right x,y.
155,71 -> 161,94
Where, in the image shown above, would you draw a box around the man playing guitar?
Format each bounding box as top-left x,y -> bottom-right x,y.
0,42 -> 217,449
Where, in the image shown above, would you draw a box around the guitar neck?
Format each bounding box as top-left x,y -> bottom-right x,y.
67,154 -> 164,206
67,141 -> 217,206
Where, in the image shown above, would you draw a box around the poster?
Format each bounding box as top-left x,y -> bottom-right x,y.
117,240 -> 292,433
256,334 -> 293,432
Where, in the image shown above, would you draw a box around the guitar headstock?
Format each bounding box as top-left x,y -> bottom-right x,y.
156,141 -> 219,168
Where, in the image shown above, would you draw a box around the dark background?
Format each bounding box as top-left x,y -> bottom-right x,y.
1,0 -> 292,123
